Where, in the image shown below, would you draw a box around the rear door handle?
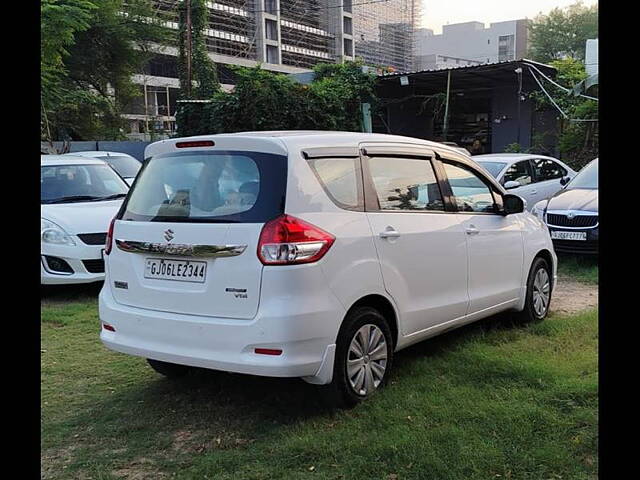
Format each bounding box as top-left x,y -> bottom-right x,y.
465,226 -> 480,235
379,227 -> 400,239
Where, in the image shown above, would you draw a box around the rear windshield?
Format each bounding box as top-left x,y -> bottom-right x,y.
121,150 -> 287,223
97,155 -> 141,178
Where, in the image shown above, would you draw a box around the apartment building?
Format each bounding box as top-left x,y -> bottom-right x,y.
414,19 -> 529,72
124,0 -> 420,140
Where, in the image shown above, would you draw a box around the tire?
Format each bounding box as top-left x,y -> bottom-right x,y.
516,257 -> 552,324
321,307 -> 394,408
147,358 -> 191,378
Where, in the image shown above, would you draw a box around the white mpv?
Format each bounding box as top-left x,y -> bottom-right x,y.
99,132 -> 556,406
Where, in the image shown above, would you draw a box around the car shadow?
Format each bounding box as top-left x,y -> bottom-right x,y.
41,282 -> 103,305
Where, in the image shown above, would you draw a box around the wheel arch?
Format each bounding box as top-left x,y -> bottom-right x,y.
341,294 -> 399,349
533,249 -> 555,289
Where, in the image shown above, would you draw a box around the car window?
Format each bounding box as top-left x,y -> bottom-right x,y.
532,158 -> 567,182
368,157 -> 444,211
476,161 -> 506,178
307,157 -> 360,209
503,160 -> 533,186
443,162 -> 497,213
97,155 -> 141,178
122,151 -> 287,223
41,164 -> 129,204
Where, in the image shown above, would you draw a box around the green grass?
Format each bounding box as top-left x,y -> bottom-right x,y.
557,254 -> 598,285
42,291 -> 598,480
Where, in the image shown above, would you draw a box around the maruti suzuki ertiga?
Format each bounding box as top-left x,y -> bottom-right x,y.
100,132 -> 556,406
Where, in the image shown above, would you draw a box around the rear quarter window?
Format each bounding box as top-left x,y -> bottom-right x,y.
307,157 -> 361,210
121,150 -> 287,223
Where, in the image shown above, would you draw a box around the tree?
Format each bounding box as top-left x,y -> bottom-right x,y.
528,1 -> 598,63
41,0 -> 169,141
175,0 -> 220,137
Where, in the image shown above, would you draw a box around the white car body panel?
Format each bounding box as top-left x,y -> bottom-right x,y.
41,155 -> 125,285
99,133 -> 556,385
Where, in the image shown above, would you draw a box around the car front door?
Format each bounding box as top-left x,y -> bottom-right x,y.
502,159 -> 537,210
440,158 -> 525,315
361,146 -> 469,336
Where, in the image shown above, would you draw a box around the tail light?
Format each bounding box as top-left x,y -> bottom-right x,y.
257,214 -> 335,265
104,218 -> 115,255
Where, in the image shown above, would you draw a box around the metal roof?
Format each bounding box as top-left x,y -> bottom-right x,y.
378,59 -> 556,79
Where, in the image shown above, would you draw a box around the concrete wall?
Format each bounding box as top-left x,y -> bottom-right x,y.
44,141 -> 152,161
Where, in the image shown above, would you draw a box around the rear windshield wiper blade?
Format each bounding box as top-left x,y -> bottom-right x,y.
44,195 -> 102,204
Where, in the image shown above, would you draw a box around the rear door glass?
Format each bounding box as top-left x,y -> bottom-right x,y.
121,151 -> 286,223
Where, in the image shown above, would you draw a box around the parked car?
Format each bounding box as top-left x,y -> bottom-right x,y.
99,132 -> 556,406
41,155 -> 129,284
474,154 -> 577,210
67,151 -> 142,185
533,158 -> 598,255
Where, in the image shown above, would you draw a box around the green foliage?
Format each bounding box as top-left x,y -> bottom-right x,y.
41,0 -> 170,141
181,61 -> 377,136
176,0 -> 220,136
528,1 -> 598,63
503,142 -> 523,153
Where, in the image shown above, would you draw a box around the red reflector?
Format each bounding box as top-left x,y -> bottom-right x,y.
175,140 -> 215,148
102,323 -> 116,332
104,217 -> 115,255
254,348 -> 282,356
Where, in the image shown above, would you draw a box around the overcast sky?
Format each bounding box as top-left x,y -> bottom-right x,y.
421,0 -> 598,32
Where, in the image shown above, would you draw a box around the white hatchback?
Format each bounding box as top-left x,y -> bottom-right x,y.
474,154 -> 577,210
41,155 -> 128,284
99,132 -> 556,406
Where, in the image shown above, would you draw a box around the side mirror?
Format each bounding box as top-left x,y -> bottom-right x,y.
504,180 -> 520,190
560,176 -> 570,186
502,194 -> 526,215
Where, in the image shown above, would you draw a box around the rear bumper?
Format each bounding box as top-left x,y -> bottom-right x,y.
98,278 -> 344,383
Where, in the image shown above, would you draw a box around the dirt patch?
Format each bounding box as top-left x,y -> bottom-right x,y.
112,457 -> 168,480
551,276 -> 598,315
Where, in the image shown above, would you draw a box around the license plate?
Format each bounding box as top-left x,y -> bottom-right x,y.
550,231 -> 587,241
144,258 -> 207,283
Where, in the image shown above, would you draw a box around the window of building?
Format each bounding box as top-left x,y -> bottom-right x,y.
264,0 -> 277,14
266,45 -> 279,64
498,34 -> 515,62
265,19 -> 278,41
343,0 -> 352,13
343,16 -> 352,35
344,38 -> 353,57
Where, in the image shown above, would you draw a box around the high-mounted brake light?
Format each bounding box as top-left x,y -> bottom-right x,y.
257,214 -> 335,265
104,217 -> 115,255
175,140 -> 215,148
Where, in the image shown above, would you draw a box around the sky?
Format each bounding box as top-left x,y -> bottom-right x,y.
421,0 -> 598,32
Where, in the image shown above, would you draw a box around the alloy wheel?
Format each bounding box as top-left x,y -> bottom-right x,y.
347,324 -> 388,396
532,268 -> 550,317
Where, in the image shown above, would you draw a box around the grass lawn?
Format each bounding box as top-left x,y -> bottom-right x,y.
42,286 -> 598,480
557,254 -> 598,285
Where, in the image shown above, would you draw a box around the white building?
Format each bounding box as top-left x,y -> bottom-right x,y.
414,19 -> 530,71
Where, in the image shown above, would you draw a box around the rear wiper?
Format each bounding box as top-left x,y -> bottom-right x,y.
98,193 -> 128,201
44,195 -> 102,204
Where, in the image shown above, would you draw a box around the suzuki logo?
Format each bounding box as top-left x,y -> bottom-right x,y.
164,229 -> 174,242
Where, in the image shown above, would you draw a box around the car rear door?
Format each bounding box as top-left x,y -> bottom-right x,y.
532,158 -> 569,200
106,147 -> 287,320
360,144 -> 469,336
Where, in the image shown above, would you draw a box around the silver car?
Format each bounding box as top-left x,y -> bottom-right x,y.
474,154 -> 577,210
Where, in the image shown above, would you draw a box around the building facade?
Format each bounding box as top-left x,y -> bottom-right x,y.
414,19 -> 529,72
124,0 -> 420,140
